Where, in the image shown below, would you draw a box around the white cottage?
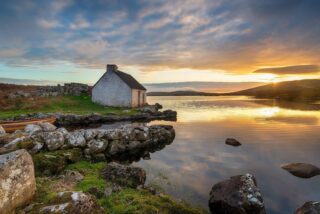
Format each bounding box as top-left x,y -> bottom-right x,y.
92,64 -> 147,107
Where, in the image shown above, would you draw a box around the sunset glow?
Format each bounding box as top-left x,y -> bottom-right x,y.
0,0 -> 319,86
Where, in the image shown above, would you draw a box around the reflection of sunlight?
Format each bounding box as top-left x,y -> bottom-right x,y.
259,107 -> 280,117
148,96 -> 320,125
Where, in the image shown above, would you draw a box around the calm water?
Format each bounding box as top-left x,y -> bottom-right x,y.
131,96 -> 320,214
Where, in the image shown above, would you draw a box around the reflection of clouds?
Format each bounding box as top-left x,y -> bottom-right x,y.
138,96 -> 320,213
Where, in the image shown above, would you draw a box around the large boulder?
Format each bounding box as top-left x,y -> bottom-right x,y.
43,131 -> 65,151
101,162 -> 146,188
295,201 -> 320,214
209,173 -> 265,214
0,149 -> 36,214
25,191 -> 105,214
281,163 -> 320,178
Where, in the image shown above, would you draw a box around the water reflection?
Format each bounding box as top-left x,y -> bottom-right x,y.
131,96 -> 320,214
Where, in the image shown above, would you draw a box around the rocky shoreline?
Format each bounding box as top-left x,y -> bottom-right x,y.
0,121 -> 319,213
0,104 -> 177,126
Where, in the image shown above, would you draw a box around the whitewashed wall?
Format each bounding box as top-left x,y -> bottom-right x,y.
92,71 -> 132,107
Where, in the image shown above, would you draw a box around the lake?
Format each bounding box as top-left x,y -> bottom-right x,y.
132,96 -> 320,214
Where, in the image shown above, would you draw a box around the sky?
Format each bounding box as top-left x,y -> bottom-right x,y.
0,0 -> 320,86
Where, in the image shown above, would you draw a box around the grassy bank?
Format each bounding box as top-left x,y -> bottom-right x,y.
34,159 -> 207,214
0,95 -> 137,119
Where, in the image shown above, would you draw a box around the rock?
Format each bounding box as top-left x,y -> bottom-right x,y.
0,136 -> 33,155
91,153 -> 106,162
101,162 -> 146,188
87,139 -> 108,154
281,163 -> 320,178
43,131 -> 65,151
64,170 -> 84,182
209,173 -> 265,214
33,149 -> 83,176
25,124 -> 42,135
38,122 -> 57,132
0,125 -> 6,136
225,138 -> 242,147
56,127 -> 69,136
67,131 -> 87,147
84,129 -> 98,141
29,142 -> 44,154
0,149 -> 36,214
104,183 -> 122,197
295,201 -> 320,214
29,191 -> 104,214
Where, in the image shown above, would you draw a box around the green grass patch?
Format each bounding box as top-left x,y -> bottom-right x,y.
66,161 -> 107,192
99,188 -> 207,214
0,95 -> 137,119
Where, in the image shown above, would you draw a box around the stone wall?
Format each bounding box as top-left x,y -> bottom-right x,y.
0,123 -> 175,162
7,83 -> 91,99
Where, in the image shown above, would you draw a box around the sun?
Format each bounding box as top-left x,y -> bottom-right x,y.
259,73 -> 278,83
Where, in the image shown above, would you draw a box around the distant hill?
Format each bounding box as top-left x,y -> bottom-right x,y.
147,90 -> 218,96
147,79 -> 320,101
231,79 -> 320,101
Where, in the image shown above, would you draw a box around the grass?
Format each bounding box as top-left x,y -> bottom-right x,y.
66,161 -> 107,192
65,161 -> 207,214
0,95 -> 137,119
99,188 -> 207,214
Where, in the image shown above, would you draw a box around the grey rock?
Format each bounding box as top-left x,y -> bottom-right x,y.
295,201 -> 320,214
209,173 -> 266,214
56,127 -> 69,136
87,139 -> 108,154
84,129 -> 98,141
25,124 -> 42,135
38,122 -> 57,132
37,191 -> 104,214
43,131 -> 65,151
281,163 -> 320,178
66,131 -> 86,147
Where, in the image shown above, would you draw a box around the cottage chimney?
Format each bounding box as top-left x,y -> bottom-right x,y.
107,64 -> 118,72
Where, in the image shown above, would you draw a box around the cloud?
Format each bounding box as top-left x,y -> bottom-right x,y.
0,48 -> 26,57
253,65 -> 320,75
69,15 -> 90,29
38,19 -> 62,28
0,0 -> 320,76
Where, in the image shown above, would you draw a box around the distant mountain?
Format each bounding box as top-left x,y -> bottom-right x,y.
147,79 -> 320,101
147,90 -> 218,96
231,79 -> 320,101
144,81 -> 263,93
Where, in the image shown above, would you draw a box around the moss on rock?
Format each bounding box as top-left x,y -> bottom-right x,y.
33,149 -> 83,176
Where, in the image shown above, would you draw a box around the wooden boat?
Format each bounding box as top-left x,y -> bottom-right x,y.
0,117 -> 56,133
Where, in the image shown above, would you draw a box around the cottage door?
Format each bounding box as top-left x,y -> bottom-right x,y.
138,91 -> 141,106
